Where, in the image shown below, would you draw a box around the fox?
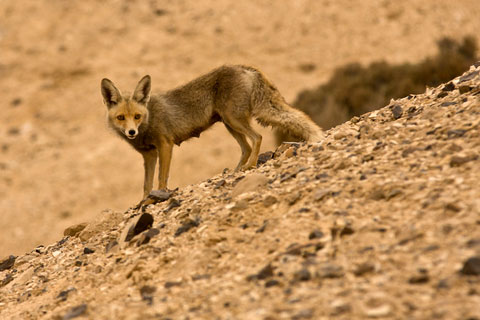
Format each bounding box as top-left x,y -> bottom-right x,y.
101,65 -> 323,199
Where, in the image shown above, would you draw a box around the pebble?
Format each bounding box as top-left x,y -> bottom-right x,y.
460,256 -> 480,276
263,195 -> 278,207
450,154 -> 478,167
353,263 -> 375,276
247,264 -> 275,281
293,268 -> 311,282
231,173 -> 268,197
63,223 -> 88,237
137,228 -> 160,246
257,151 -> 274,166
308,230 -> 324,240
140,285 -> 156,305
365,304 -> 391,318
174,218 -> 200,237
148,189 -> 174,202
316,263 -> 344,279
391,105 -> 403,119
63,304 -> 87,320
0,255 -> 15,271
83,247 -> 95,255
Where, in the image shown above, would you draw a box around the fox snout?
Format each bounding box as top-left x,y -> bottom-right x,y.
126,128 -> 138,139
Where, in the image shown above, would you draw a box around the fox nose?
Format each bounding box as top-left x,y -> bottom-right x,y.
128,129 -> 136,136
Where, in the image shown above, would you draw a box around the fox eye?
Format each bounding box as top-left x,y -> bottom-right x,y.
117,115 -> 125,121
134,114 -> 141,120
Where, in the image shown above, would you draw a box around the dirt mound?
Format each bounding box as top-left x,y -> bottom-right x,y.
2,66 -> 480,319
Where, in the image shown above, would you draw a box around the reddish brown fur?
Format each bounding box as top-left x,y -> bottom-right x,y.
101,65 -> 323,198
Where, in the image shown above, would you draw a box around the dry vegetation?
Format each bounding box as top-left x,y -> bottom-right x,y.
277,36 -> 478,142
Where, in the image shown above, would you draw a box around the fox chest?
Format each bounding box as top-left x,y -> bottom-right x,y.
119,131 -> 156,152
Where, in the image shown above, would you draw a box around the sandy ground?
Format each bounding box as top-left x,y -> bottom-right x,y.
1,0 -> 480,257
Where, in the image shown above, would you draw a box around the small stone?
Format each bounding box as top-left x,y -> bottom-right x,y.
255,220 -> 268,233
63,223 -> 88,237
317,263 -> 344,279
214,179 -> 226,189
330,299 -> 352,316
1,273 -> 13,287
445,202 -> 461,213
105,240 -> 119,253
148,189 -> 173,202
442,82 -> 455,91
265,279 -> 280,288
391,105 -> 403,119
133,213 -> 154,237
298,63 -> 316,73
137,228 -> 160,246
63,304 -> 87,320
228,199 -> 249,210
460,256 -> 480,276
57,287 -> 76,302
292,309 -> 314,320
440,101 -> 456,107
450,155 -> 478,167
365,304 -> 391,318
83,247 -> 95,255
164,281 -> 182,289
333,132 -> 347,140
447,129 -> 467,139
437,91 -> 448,98
459,85 -> 472,94
174,218 -> 200,237
165,198 -> 181,212
286,192 -> 301,205
408,273 -> 430,284
308,230 -> 324,240
257,151 -> 274,166
247,264 -> 275,281
231,173 -> 268,197
353,263 -> 375,276
0,255 -> 15,271
459,70 -> 479,83
120,213 -> 154,243
314,189 -> 331,201
10,97 -> 22,106
466,239 -> 480,248
153,8 -> 168,16
52,250 -> 62,258
140,285 -> 156,305
293,268 -> 311,282
263,195 -> 278,207
282,147 -> 297,158
437,279 -> 449,289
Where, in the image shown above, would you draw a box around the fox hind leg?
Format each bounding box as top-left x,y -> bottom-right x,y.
224,123 -> 252,170
223,115 -> 262,170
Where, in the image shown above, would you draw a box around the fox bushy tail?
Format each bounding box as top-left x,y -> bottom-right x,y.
247,67 -> 324,142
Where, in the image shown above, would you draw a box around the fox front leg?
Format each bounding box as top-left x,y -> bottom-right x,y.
157,138 -> 174,190
142,150 -> 157,198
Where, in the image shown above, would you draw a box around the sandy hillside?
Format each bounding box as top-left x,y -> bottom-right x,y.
1,66 -> 480,319
1,0 -> 480,261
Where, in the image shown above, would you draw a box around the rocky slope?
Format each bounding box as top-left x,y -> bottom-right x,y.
1,66 -> 480,319
2,0 -> 480,257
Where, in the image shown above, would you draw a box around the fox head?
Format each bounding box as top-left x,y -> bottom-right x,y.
101,75 -> 151,139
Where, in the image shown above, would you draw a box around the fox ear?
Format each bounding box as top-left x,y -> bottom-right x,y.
101,78 -> 122,108
132,75 -> 151,105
